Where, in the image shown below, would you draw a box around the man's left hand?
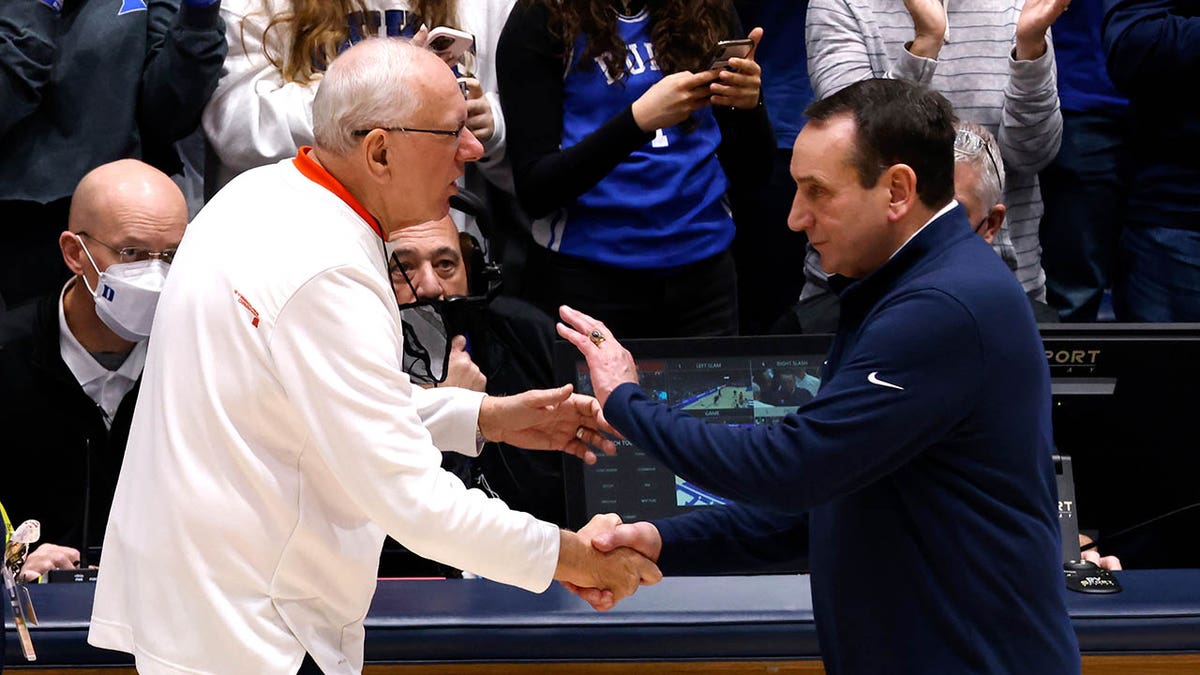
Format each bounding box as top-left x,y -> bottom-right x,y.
1079,534 -> 1123,571
477,384 -> 617,464
1015,0 -> 1070,60
556,305 -> 639,408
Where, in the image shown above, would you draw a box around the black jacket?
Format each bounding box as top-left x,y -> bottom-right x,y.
464,296 -> 566,525
0,0 -> 226,203
0,292 -> 139,562
379,296 -> 565,577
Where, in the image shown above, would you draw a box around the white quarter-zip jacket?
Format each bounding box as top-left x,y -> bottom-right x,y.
88,155 -> 559,674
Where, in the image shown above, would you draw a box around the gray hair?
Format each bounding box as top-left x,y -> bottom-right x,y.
312,38 -> 423,156
953,121 -> 1005,211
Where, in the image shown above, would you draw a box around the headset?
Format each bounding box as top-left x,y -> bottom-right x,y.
450,190 -> 501,297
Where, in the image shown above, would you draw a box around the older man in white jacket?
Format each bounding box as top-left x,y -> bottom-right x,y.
88,39 -> 658,675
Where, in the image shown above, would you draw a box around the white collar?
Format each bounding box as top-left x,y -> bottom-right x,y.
887,200 -> 959,262
58,279 -> 147,392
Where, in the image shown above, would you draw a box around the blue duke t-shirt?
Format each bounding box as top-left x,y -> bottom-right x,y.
542,9 -> 735,269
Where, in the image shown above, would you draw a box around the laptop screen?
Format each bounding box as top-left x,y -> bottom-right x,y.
554,335 -> 835,530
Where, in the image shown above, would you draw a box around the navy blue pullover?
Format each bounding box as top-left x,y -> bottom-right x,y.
605,205 -> 1079,674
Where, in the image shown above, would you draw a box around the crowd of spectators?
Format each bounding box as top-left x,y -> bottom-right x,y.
1,0 -> 1190,579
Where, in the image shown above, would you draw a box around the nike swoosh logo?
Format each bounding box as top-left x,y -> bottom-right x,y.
868,371 -> 904,391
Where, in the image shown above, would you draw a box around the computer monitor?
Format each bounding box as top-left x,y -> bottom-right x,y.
554,334 -> 834,531
1042,323 -> 1200,568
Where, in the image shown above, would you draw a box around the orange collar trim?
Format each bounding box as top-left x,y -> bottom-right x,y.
293,146 -> 385,240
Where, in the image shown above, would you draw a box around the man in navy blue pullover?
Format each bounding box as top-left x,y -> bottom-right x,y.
558,78 -> 1079,674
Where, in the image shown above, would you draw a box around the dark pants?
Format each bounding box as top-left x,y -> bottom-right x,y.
1114,225 -> 1200,322
0,199 -> 73,309
1039,109 -> 1132,322
731,147 -> 808,335
523,247 -> 738,339
297,654 -> 323,674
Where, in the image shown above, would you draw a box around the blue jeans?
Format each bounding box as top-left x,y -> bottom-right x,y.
1114,225 -> 1200,322
1039,109 -> 1132,322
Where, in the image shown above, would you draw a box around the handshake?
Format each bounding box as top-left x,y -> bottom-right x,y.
554,514 -> 663,611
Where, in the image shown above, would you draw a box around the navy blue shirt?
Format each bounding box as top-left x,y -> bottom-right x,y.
1053,0 -> 1127,113
1103,0 -> 1200,232
736,0 -> 812,147
605,205 -> 1079,674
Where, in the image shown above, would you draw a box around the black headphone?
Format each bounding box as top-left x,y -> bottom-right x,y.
450,189 -> 500,297
458,231 -> 501,297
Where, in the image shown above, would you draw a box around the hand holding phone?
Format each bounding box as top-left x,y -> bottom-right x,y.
708,38 -> 755,71
631,70 -> 720,132
708,28 -> 763,110
461,77 -> 496,142
426,26 -> 475,65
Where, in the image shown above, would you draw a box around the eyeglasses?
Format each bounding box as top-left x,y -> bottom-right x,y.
352,122 -> 467,140
78,232 -> 177,264
954,128 -> 1003,194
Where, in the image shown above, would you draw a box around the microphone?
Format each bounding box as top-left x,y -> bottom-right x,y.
81,437 -> 93,569
45,437 -> 98,583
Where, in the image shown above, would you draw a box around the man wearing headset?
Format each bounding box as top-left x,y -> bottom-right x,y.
387,215 -> 567,542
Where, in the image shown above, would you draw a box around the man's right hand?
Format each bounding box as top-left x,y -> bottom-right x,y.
20,543 -> 81,582
443,335 -> 486,391
562,519 -> 664,609
592,520 -> 663,562
554,527 -> 661,611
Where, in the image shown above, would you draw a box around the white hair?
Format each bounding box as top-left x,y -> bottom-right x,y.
312,38 -> 424,155
953,121 -> 1006,211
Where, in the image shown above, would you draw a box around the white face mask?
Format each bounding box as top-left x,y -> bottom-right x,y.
77,236 -> 170,342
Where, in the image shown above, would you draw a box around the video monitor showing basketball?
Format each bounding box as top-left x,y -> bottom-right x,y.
555,336 -> 834,529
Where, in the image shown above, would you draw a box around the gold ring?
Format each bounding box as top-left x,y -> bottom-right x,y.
575,427 -> 586,440
589,330 -> 606,347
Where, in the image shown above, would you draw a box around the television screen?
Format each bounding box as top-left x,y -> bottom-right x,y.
555,335 -> 833,529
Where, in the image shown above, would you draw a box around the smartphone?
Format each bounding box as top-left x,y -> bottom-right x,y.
426,26 -> 475,63
708,38 -> 754,71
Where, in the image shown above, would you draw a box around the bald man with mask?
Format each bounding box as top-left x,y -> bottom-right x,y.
0,159 -> 186,581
